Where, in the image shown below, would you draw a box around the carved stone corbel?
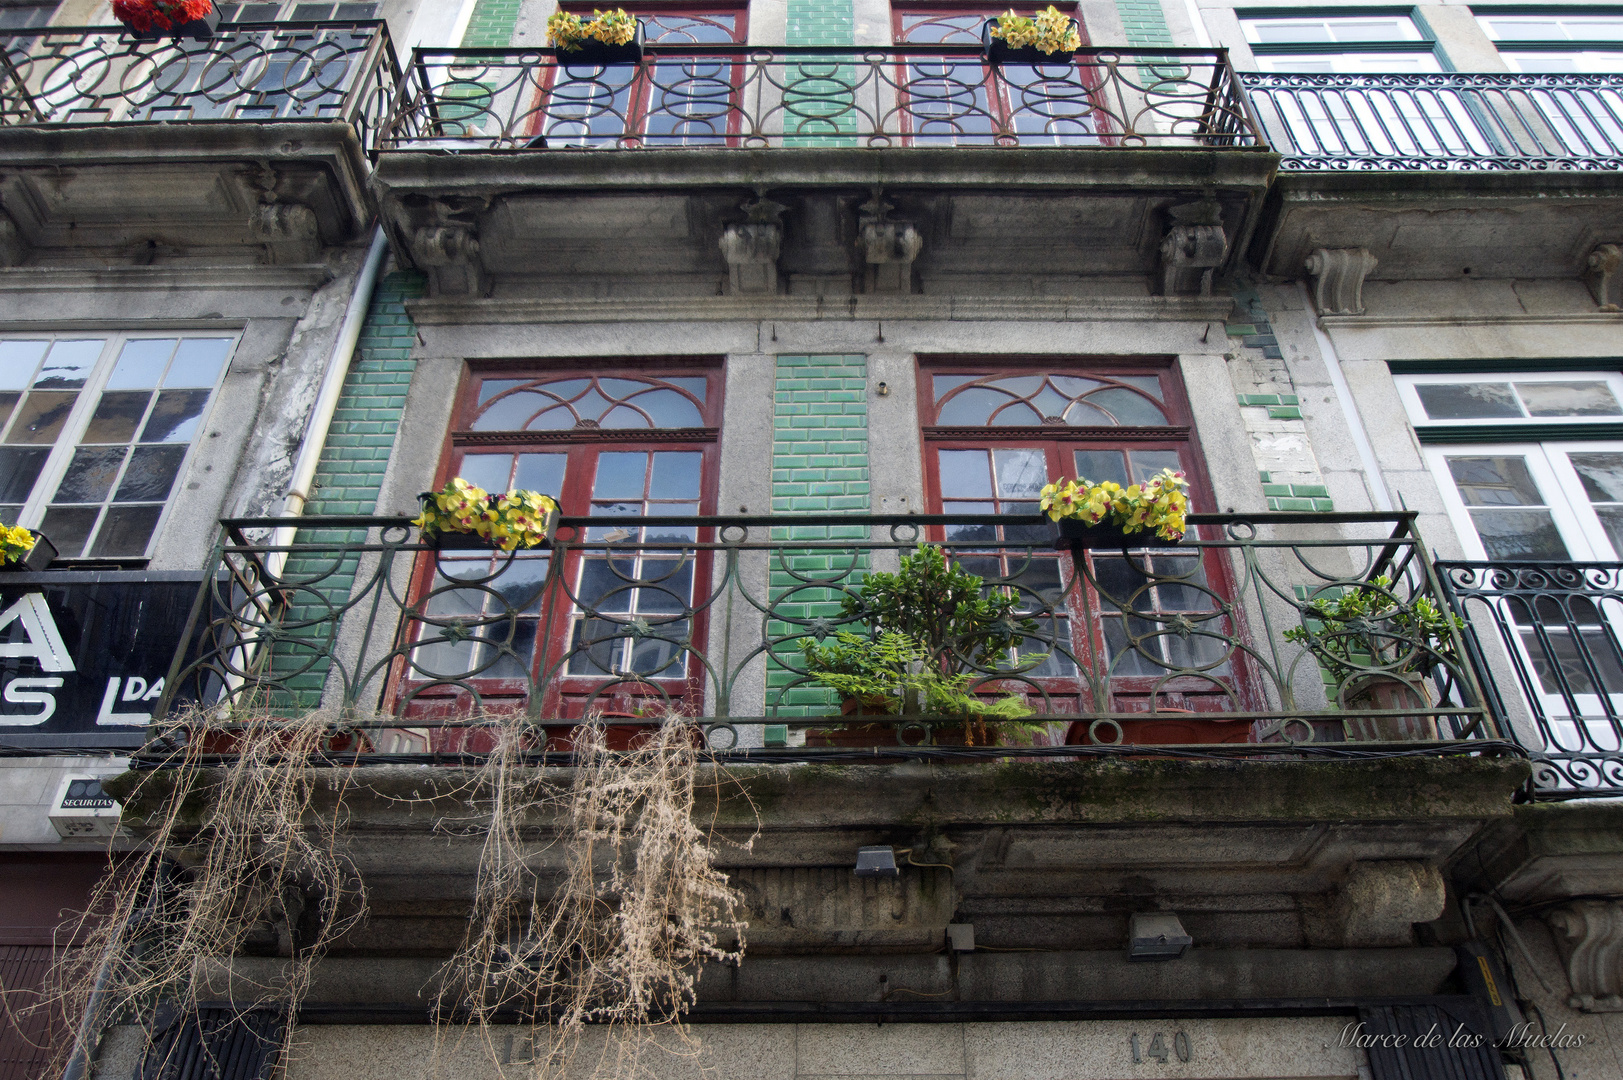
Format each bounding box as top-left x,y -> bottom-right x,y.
1305,247 -> 1379,316
719,197 -> 786,295
411,222 -> 487,297
1585,243 -> 1622,312
1548,901 -> 1623,1012
1157,199 -> 1228,297
251,202 -> 321,265
0,207 -> 27,267
856,192 -> 921,295
1335,861 -> 1445,947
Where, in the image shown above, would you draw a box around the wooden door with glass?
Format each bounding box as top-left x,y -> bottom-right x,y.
919,361 -> 1261,735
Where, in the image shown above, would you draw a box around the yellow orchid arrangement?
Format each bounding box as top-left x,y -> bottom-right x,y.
546,8 -> 638,50
415,477 -> 559,552
0,523 -> 40,566
1039,467 -> 1190,542
989,6 -> 1081,54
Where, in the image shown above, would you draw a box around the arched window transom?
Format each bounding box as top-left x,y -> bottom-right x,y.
932,372 -> 1170,427
470,375 -> 708,432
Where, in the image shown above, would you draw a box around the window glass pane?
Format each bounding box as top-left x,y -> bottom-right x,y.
1073,449 -> 1128,486
1251,19 -> 1334,43
939,450 -> 994,498
472,389 -> 549,430
1515,381 -> 1623,417
91,505 -> 165,557
1083,387 -> 1166,426
165,338 -> 233,388
106,339 -> 177,389
114,445 -> 187,502
1568,452 -> 1623,501
1447,456 -> 1545,506
0,392 -> 17,435
9,391 -> 78,444
513,453 -> 567,495
35,340 -> 103,389
650,452 -> 701,500
1128,449 -> 1183,483
629,388 -> 704,427
455,453 -> 515,493
1470,509 -> 1570,561
139,390 -> 212,443
1415,383 -> 1522,420
938,387 -> 1011,426
40,505 -> 99,558
0,341 -> 48,390
992,449 -> 1046,498
54,446 -> 127,503
85,391 -> 154,444
1593,507 -> 1623,560
592,452 -> 649,501
0,447 -> 48,502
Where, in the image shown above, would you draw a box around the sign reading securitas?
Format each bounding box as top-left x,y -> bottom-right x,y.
0,571 -> 207,749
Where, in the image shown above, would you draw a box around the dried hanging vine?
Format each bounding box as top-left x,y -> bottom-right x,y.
435,714 -> 752,1079
34,709 -> 368,1077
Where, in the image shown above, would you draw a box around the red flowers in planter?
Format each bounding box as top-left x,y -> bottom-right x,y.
112,0 -> 214,33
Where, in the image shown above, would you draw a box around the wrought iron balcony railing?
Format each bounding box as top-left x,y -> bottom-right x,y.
1439,562 -> 1623,798
379,46 -> 1263,151
1240,71 -> 1623,171
144,510 -> 1516,766
0,21 -> 400,153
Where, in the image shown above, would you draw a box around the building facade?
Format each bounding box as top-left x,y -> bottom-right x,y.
1,0 -> 1622,1078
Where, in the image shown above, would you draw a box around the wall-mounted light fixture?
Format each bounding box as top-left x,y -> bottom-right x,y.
1128,912 -> 1191,961
854,845 -> 899,877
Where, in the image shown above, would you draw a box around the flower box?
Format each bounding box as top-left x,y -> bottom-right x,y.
552,18 -> 644,66
117,1 -> 219,42
981,15 -> 1080,66
423,507 -> 560,551
1049,518 -> 1183,551
0,530 -> 55,572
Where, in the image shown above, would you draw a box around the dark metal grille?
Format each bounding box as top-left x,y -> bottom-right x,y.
138,510 -> 1514,764
137,1009 -> 282,1080
381,46 -> 1263,151
1358,1001 -> 1505,1080
1240,71 -> 1623,170
0,22 -> 400,155
1438,561 -> 1623,797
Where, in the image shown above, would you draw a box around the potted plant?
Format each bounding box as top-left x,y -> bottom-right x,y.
1040,467 -> 1189,550
414,477 -> 560,552
982,6 -> 1082,66
796,544 -> 1042,746
0,525 -> 54,572
1282,575 -> 1466,742
546,8 -> 644,66
113,0 -> 220,42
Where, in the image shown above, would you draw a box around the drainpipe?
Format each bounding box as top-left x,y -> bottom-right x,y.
1300,282 -> 1393,513
266,226 -> 390,578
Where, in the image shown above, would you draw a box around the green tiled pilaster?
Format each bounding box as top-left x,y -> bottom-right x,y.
1114,0 -> 1175,47
461,0 -> 522,46
767,355 -> 869,715
784,0 -> 857,146
271,270 -> 427,708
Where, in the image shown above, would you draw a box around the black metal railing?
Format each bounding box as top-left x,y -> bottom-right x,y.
142,511 -> 1513,764
1438,562 -> 1623,798
379,45 -> 1263,151
0,21 -> 400,154
1241,71 -> 1623,171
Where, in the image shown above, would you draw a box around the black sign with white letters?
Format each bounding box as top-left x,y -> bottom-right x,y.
0,570 -> 207,748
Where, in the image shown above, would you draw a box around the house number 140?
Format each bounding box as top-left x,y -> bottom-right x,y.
1130,1032 -> 1192,1064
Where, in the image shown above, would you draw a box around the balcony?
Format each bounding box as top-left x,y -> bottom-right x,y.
147,510 -> 1519,764
369,46 -> 1274,299
0,21 -> 399,265
1439,560 -> 1623,800
1239,71 -> 1623,286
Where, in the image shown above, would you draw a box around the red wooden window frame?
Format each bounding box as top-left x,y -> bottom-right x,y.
393,361 -> 725,725
916,357 -> 1264,722
529,2 -> 750,148
890,2 -> 1107,145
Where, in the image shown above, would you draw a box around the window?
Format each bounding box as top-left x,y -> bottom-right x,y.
536,6 -> 747,148
214,2 -> 378,20
400,366 -> 722,720
1476,9 -> 1623,71
920,362 -> 1254,718
0,334 -> 235,560
1240,11 -> 1440,71
892,5 -> 1102,146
